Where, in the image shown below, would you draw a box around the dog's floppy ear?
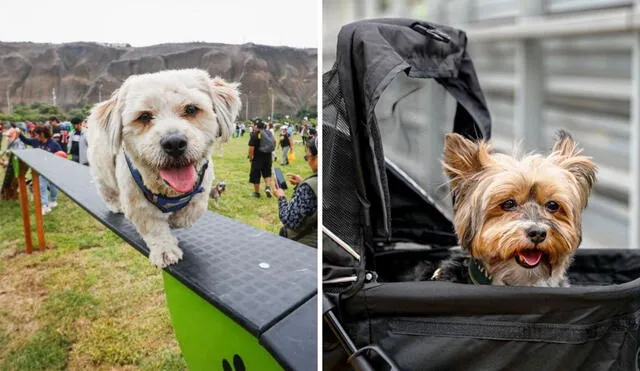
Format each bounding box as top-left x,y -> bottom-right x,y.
209,77 -> 241,143
90,89 -> 122,154
550,130 -> 597,206
442,133 -> 492,190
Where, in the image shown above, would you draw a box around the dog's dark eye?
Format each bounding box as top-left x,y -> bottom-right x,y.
501,199 -> 517,211
138,112 -> 153,124
184,105 -> 199,116
545,201 -> 560,213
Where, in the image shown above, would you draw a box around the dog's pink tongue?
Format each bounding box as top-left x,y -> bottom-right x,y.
159,166 -> 196,193
520,250 -> 543,266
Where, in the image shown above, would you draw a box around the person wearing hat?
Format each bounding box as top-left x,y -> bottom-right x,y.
301,123 -> 310,147
67,117 -> 88,165
52,133 -> 62,147
49,116 -> 71,153
278,125 -> 294,165
248,120 -> 274,198
273,136 -> 318,248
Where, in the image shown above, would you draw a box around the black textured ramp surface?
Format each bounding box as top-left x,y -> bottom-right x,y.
13,149 -> 317,337
261,295 -> 317,371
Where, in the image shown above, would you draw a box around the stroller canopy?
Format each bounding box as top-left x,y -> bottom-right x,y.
323,18 -> 491,290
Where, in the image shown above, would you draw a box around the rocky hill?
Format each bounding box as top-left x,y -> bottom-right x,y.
0,41 -> 317,119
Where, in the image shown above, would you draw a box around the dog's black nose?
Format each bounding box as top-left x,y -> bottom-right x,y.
161,133 -> 188,157
526,226 -> 547,244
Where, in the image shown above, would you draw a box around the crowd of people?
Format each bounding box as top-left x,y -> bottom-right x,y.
0,116 -> 89,215
1,115 -> 318,247
246,119 -> 318,248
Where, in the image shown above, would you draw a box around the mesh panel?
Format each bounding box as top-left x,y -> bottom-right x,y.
376,73 -> 457,219
322,67 -> 362,248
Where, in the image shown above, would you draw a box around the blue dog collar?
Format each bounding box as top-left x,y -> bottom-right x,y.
124,153 -> 208,213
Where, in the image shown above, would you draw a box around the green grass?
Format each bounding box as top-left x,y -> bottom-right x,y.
0,134 -> 311,369
2,327 -> 71,371
212,134 -> 309,232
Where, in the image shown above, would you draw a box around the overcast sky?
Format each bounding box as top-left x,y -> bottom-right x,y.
0,0 -> 318,48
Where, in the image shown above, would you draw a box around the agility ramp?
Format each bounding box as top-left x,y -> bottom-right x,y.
11,148 -> 317,371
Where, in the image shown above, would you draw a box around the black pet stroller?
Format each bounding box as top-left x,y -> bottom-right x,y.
322,18 -> 640,371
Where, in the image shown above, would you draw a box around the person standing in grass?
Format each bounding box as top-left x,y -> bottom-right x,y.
274,136 -> 318,248
301,123 -> 310,147
248,120 -> 274,198
279,126 -> 293,165
268,122 -> 278,162
49,117 -> 70,153
52,133 -> 62,148
17,125 -> 61,215
68,117 -> 88,165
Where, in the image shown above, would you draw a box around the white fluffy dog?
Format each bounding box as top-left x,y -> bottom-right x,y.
87,69 -> 241,268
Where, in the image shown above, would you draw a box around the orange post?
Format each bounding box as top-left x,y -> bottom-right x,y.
31,170 -> 46,251
17,161 -> 33,254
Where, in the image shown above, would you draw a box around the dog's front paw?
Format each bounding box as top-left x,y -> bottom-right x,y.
96,184 -> 122,213
149,244 -> 184,268
105,202 -> 122,214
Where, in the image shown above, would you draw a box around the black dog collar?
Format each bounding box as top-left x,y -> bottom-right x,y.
469,258 -> 493,285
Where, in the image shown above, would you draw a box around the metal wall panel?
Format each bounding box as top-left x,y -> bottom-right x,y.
441,1 -> 635,249
471,0 -> 519,21
546,0 -> 632,13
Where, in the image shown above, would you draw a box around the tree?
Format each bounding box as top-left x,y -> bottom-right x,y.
12,103 -> 30,120
67,108 -> 84,121
82,104 -> 93,117
295,106 -> 317,120
37,104 -> 62,116
0,102 -> 64,123
66,104 -> 93,121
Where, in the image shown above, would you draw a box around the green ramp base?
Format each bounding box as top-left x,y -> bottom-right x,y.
164,273 -> 282,371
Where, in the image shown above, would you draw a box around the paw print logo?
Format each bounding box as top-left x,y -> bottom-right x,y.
222,354 -> 246,371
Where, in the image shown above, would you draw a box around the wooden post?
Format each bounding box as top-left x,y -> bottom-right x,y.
17,161 -> 33,254
31,170 -> 46,251
0,154 -> 19,200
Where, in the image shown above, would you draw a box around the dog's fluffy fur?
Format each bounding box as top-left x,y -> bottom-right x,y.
87,69 -> 240,268
209,181 -> 226,208
434,131 -> 597,287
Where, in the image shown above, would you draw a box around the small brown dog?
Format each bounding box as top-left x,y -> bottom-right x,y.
433,130 -> 597,287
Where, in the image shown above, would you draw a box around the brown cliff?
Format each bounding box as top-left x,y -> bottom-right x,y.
0,41 -> 317,119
